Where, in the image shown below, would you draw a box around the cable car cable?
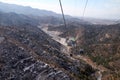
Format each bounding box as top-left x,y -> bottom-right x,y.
59,0 -> 67,29
83,0 -> 88,17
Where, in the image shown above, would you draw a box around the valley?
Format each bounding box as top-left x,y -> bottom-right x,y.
0,1 -> 120,80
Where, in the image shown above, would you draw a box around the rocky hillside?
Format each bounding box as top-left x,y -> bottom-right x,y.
0,24 -> 97,80
83,24 -> 120,80
47,23 -> 120,79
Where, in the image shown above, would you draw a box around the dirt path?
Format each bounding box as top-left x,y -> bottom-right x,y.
38,26 -> 67,46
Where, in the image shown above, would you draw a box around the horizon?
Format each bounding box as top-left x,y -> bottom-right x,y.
0,0 -> 120,20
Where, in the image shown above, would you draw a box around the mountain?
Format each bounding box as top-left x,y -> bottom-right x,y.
0,24 -> 96,80
0,2 -> 91,25
0,1 -> 118,26
0,11 -> 39,27
0,2 -> 59,17
0,3 -> 97,80
47,23 -> 120,80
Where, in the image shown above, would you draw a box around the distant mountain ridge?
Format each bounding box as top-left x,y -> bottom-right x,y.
0,2 -> 60,17
0,11 -> 39,27
1,1 -> 118,25
78,17 -> 119,25
0,2 -> 91,26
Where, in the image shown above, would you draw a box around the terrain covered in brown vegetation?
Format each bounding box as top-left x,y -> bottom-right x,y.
49,23 -> 120,80
0,2 -> 120,80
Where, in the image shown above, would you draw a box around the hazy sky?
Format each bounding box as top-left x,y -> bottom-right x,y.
0,0 -> 120,19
